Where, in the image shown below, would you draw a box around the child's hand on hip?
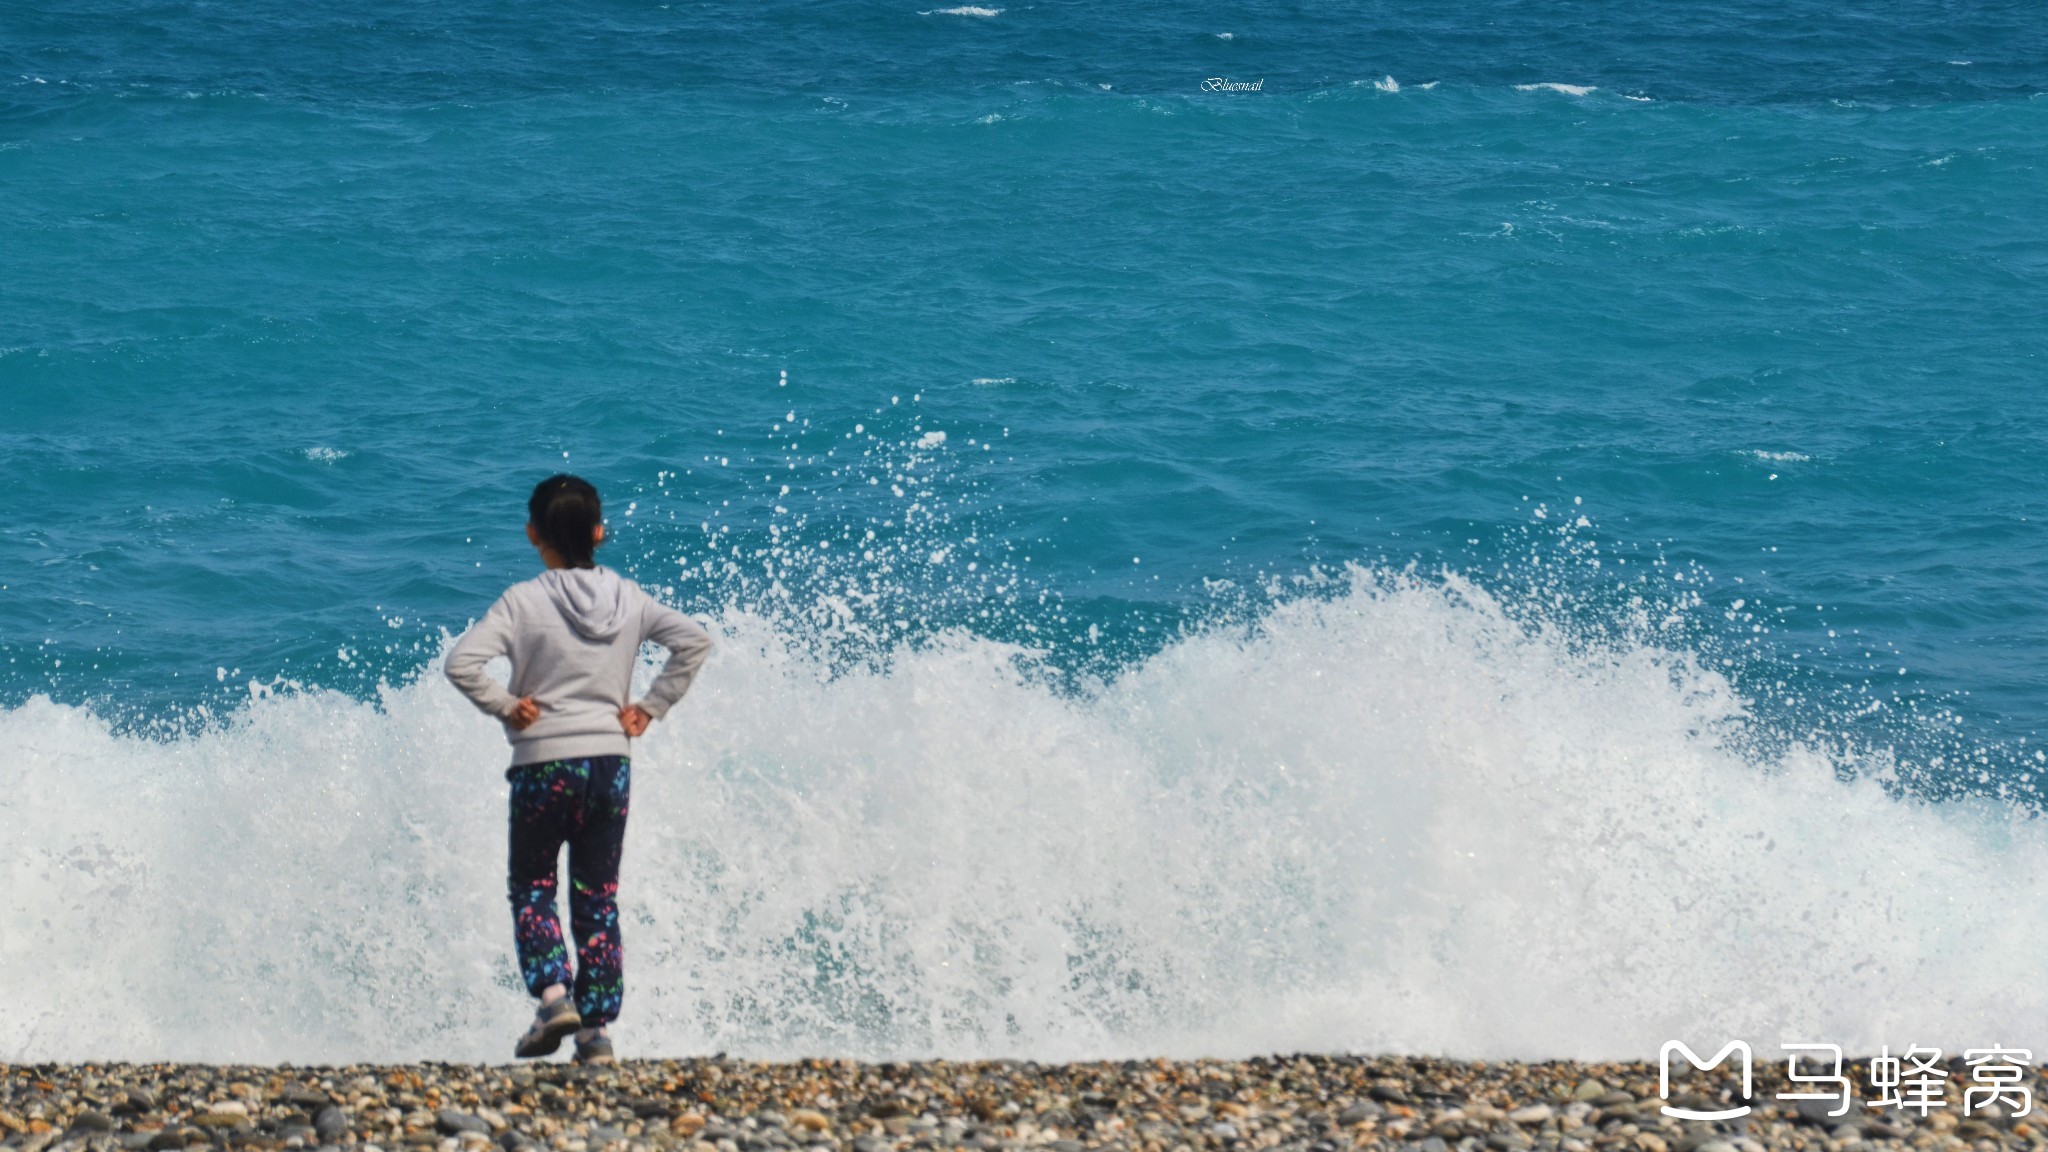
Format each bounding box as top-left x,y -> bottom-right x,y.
619,704 -> 651,737
506,697 -> 540,731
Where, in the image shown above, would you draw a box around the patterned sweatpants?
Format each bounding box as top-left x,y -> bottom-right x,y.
506,755 -> 630,1026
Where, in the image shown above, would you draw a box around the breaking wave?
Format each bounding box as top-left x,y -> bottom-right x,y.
6,567 -> 2047,1064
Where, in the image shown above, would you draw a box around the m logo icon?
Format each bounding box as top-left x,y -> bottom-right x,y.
1660,1040 -> 1754,1120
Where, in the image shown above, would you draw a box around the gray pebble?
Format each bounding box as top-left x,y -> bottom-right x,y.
434,1113 -> 490,1138
313,1108 -> 348,1144
1791,1100 -> 1853,1128
121,1092 -> 158,1117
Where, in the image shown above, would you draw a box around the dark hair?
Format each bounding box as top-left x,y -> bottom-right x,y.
527,474 -> 603,568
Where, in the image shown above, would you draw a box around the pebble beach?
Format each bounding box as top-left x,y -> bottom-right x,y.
3,1058 -> 2041,1152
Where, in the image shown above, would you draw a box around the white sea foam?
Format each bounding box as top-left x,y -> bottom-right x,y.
1517,83 -> 1597,97
303,446 -> 350,463
1747,450 -> 1811,463
923,6 -> 1001,16
969,377 -> 1015,386
5,568 -> 2046,1064
1373,76 -> 1399,93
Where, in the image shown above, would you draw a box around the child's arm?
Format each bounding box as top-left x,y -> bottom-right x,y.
623,599 -> 715,732
445,594 -> 532,724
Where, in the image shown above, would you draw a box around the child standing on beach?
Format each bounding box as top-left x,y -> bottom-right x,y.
445,474 -> 714,1063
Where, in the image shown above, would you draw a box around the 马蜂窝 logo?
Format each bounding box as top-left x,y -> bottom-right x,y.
1658,1042 -> 2035,1121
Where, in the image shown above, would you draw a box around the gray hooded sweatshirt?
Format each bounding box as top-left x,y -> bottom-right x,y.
445,566 -> 715,764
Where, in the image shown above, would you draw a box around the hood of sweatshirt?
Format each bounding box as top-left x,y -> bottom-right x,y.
537,566 -> 631,642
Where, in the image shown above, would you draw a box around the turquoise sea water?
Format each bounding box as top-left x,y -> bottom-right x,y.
6,3 -> 2048,1061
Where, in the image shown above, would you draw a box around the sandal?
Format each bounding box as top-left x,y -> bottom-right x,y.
514,998 -> 582,1059
573,1033 -> 615,1064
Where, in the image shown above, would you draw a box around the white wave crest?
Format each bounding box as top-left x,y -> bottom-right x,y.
1517,83 -> 1597,97
5,569 -> 2046,1063
1748,450 -> 1811,463
923,6 -> 1001,16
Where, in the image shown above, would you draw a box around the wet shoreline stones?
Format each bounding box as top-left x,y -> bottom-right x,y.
2,1057 -> 2043,1152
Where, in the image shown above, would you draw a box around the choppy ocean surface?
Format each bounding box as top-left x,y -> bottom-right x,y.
5,1 -> 2048,1063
